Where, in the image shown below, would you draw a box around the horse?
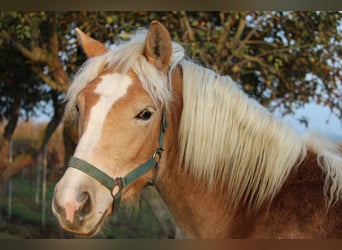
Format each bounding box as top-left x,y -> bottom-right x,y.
52,21 -> 342,238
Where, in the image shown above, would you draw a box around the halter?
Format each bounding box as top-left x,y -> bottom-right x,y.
67,108 -> 168,213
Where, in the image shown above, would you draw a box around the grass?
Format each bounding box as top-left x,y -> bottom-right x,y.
0,176 -> 63,238
0,174 -> 172,238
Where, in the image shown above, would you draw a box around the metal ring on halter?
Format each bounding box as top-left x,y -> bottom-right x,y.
112,177 -> 124,198
152,148 -> 163,168
144,148 -> 163,187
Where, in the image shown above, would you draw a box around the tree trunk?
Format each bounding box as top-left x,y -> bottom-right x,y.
38,91 -> 64,152
1,98 -> 20,221
35,153 -> 42,204
3,97 -> 20,141
41,145 -> 48,228
7,137 -> 13,219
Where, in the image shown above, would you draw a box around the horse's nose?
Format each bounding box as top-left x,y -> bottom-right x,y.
53,187 -> 93,228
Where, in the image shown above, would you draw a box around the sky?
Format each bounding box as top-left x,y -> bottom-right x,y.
279,102 -> 342,142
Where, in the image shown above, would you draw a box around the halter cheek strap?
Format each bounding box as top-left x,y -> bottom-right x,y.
67,109 -> 168,213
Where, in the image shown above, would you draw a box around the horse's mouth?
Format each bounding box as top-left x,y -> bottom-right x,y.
61,209 -> 110,238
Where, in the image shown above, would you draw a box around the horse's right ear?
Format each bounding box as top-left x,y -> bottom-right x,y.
75,28 -> 108,58
144,21 -> 172,73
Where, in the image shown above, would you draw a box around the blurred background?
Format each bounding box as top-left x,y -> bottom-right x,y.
0,11 -> 341,238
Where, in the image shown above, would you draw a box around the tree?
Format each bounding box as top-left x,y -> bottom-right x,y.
0,38 -> 51,177
62,11 -> 342,121
0,12 -> 69,178
174,11 -> 341,120
2,11 -> 340,139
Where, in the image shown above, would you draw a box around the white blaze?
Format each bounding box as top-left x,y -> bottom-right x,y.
74,73 -> 132,159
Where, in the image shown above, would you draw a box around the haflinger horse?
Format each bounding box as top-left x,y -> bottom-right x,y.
52,21 -> 342,238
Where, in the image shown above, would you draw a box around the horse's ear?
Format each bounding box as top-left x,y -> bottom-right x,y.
144,21 -> 172,72
75,28 -> 108,58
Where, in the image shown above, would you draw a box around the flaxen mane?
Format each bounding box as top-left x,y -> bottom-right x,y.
65,28 -> 342,211
179,60 -> 342,210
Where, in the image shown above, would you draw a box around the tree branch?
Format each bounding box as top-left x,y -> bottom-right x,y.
241,54 -> 293,92
47,13 -> 71,92
180,11 -> 194,41
49,12 -> 59,59
217,14 -> 235,53
3,22 -> 70,93
233,14 -> 266,57
32,66 -> 68,93
257,44 -> 312,58
14,42 -> 50,64
232,14 -> 247,45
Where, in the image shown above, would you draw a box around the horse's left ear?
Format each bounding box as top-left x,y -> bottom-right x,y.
75,28 -> 108,58
144,21 -> 172,73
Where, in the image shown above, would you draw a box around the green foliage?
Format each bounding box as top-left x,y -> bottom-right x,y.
1,11 -> 340,122
0,12 -> 56,124
0,40 -> 50,123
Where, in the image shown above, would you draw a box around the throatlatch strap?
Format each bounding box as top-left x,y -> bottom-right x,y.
123,157 -> 156,186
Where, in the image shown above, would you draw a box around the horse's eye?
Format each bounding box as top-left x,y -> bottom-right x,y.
136,109 -> 153,120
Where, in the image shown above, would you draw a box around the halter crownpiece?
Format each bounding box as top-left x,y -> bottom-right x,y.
67,108 -> 168,213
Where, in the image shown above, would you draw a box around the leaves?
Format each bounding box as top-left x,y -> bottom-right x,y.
0,11 -> 341,124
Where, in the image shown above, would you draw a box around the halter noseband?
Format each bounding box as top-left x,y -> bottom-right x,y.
67,108 -> 168,213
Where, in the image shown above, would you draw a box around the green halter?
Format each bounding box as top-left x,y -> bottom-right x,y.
67,109 -> 168,213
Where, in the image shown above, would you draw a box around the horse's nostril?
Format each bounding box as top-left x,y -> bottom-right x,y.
77,191 -> 92,219
75,191 -> 92,222
53,188 -> 94,227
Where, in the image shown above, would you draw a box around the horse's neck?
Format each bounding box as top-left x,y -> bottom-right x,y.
156,157 -> 232,238
155,67 -> 233,238
154,66 -> 342,238
156,107 -> 240,238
